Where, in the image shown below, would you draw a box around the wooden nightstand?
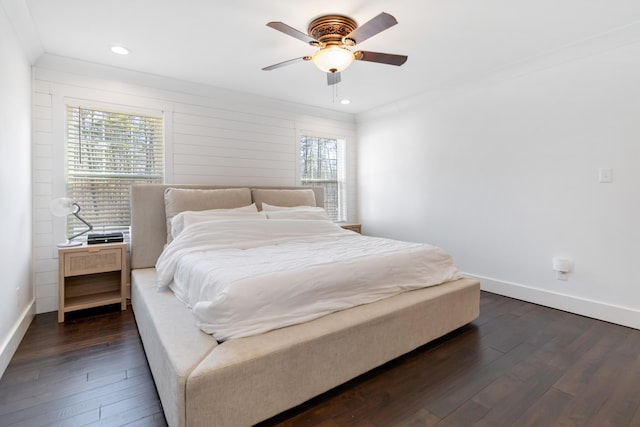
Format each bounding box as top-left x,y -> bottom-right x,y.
340,223 -> 362,234
58,242 -> 127,322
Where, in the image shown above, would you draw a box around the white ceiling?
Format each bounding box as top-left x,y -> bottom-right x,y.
6,0 -> 640,113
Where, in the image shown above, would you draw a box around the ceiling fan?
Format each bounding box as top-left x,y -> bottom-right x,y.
262,12 -> 408,85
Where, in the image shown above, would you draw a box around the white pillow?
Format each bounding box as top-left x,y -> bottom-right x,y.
182,211 -> 267,229
265,210 -> 329,220
261,202 -> 318,211
170,204 -> 259,239
251,188 -> 316,211
164,187 -> 252,243
261,203 -> 329,220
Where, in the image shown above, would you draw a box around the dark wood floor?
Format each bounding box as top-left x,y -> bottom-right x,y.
1,292 -> 640,427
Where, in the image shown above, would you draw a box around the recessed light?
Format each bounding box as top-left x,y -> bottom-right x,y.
111,45 -> 130,55
340,99 -> 351,105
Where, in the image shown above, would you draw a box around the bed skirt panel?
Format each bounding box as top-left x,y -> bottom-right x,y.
133,268 -> 479,427
131,269 -> 218,427
186,277 -> 479,426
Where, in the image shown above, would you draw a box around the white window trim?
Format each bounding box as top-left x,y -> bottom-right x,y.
296,129 -> 348,222
65,105 -> 164,237
50,88 -> 173,249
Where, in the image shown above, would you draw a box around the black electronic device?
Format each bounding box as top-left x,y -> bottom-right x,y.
87,232 -> 124,245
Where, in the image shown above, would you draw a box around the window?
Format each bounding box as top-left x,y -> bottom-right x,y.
66,105 -> 163,237
299,135 -> 346,221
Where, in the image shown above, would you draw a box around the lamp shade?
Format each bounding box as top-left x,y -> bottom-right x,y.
50,197 -> 93,246
312,46 -> 355,73
50,197 -> 79,217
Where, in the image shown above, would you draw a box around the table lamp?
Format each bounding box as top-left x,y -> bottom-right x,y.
50,197 -> 94,247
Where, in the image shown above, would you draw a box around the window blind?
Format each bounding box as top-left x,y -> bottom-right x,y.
66,106 -> 164,237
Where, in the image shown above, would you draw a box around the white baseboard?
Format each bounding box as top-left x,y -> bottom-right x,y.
466,273 -> 640,330
0,300 -> 36,378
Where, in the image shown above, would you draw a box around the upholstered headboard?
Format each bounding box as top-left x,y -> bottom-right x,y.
130,184 -> 324,269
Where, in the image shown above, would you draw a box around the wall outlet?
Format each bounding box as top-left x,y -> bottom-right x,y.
556,271 -> 568,281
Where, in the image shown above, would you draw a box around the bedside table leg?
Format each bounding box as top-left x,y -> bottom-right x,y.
120,246 -> 127,311
58,256 -> 65,323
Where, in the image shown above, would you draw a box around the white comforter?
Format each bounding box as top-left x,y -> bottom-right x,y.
156,219 -> 461,341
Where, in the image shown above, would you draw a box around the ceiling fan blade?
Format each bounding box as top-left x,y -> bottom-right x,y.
266,21 -> 318,45
354,51 -> 408,66
343,12 -> 398,45
262,56 -> 311,71
327,72 -> 341,86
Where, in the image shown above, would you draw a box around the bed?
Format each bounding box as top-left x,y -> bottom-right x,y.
130,184 -> 480,427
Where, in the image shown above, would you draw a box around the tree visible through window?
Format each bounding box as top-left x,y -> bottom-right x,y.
300,135 -> 345,221
66,106 -> 164,238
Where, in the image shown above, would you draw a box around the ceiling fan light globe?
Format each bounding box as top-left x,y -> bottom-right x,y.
311,46 -> 355,73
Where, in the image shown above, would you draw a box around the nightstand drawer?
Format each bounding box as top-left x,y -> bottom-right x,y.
64,248 -> 122,276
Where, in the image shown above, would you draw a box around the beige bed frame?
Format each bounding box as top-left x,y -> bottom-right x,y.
129,184 -> 480,427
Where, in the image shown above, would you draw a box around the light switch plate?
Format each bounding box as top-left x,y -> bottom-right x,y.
599,168 -> 613,183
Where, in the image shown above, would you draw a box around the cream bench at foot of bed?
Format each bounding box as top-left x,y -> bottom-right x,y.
132,268 -> 480,427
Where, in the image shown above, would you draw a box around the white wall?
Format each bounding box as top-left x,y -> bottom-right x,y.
0,4 -> 35,377
32,54 -> 358,313
357,40 -> 640,328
